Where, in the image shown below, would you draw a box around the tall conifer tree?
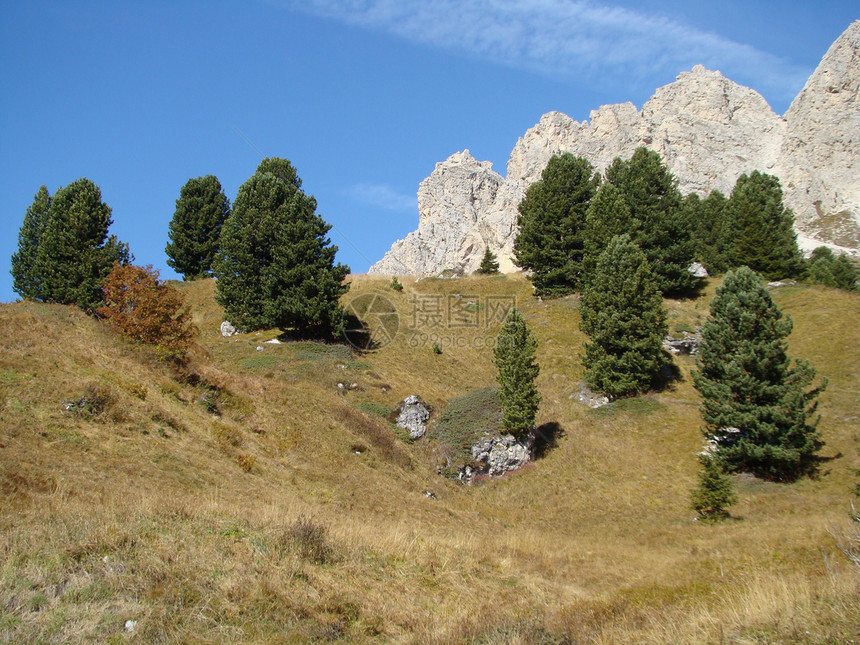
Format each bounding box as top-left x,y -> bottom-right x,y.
724,171 -> 803,279
579,234 -> 669,398
693,266 -> 825,481
213,157 -> 349,336
686,190 -> 730,275
581,182 -> 634,283
513,153 -> 600,296
605,148 -> 697,294
11,186 -> 52,300
494,307 -> 541,439
166,175 -> 231,280
28,178 -> 130,311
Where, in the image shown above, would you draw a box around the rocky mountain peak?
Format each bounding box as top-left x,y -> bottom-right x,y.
370,22 -> 860,276
369,150 -> 524,275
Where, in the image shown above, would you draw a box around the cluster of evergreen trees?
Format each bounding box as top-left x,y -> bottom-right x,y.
511,148 -> 839,496
9,148 -> 851,492
514,148 -> 817,298
211,158 -> 349,337
11,179 -> 131,311
165,161 -> 350,336
12,158 -> 349,338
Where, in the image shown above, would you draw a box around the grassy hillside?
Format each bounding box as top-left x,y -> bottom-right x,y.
1,274 -> 858,643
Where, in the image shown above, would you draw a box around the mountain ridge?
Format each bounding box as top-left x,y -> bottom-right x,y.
370,21 -> 860,276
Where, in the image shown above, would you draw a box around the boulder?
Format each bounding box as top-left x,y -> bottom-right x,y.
395,395 -> 431,440
458,431 -> 535,481
220,321 -> 237,337
688,262 -> 709,278
570,383 -> 610,408
663,332 -> 701,355
471,433 -> 533,476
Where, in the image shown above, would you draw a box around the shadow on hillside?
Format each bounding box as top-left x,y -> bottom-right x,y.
533,422 -> 565,460
271,313 -> 380,348
652,360 -> 683,392
338,312 -> 381,351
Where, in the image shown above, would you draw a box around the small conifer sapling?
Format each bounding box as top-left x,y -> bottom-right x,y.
476,248 -> 500,275
690,454 -> 737,521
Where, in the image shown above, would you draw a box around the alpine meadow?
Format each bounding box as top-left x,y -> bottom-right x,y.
3,8 -> 860,645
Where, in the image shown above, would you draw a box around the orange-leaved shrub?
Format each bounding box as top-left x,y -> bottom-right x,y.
98,264 -> 196,360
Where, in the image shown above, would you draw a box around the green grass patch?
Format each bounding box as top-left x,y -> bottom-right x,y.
0,369 -> 30,384
356,402 -> 393,417
432,387 -> 503,466
588,396 -> 665,418
291,342 -> 354,364
238,355 -> 283,370
0,610 -> 22,630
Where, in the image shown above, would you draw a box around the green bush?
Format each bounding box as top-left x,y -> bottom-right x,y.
433,388 -> 503,465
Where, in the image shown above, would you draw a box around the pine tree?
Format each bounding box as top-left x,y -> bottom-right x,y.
692,266 -> 826,481
581,182 -> 634,283
579,234 -> 669,398
686,190 -> 730,275
725,171 -> 803,279
476,247 -> 500,275
807,247 -> 859,291
212,157 -> 349,336
605,148 -> 697,294
690,455 -> 737,521
513,153 -> 600,297
494,307 -> 541,439
29,178 -> 130,311
11,185 -> 51,300
831,254 -> 860,291
165,175 -> 231,280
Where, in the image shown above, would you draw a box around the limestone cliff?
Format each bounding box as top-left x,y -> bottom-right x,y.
506,65 -> 786,196
368,151 -> 522,275
370,22 -> 860,275
777,21 -> 860,249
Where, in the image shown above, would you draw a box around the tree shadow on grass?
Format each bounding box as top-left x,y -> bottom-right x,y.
652,356 -> 683,392
339,311 -> 380,351
533,422 -> 565,460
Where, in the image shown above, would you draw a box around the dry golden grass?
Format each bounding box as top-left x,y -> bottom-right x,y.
1,275 -> 858,643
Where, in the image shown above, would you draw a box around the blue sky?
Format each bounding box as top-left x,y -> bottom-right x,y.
1,1 -> 856,303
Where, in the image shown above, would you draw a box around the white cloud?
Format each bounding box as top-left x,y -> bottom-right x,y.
276,0 -> 810,104
350,182 -> 416,212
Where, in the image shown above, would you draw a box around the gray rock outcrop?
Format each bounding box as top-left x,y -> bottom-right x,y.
776,21 -> 860,248
570,384 -> 610,408
370,22 -> 860,275
369,151 -> 523,275
663,332 -> 701,356
395,395 -> 431,440
459,431 -> 535,481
